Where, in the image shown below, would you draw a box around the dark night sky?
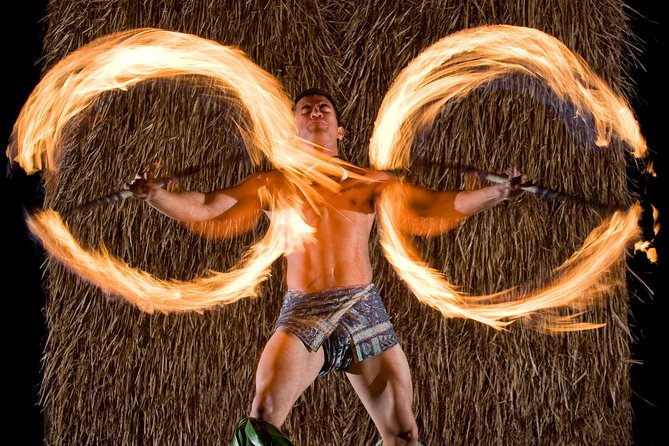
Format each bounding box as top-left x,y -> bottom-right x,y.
2,1 -> 665,445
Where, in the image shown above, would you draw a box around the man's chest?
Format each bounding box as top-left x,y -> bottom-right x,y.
305,180 -> 376,215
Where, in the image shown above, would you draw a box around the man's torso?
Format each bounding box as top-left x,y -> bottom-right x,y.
264,169 -> 391,291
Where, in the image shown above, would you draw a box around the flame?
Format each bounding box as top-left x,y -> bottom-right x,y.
369,25 -> 647,170
9,26 -> 653,326
634,241 -> 657,264
26,191 -> 314,314
369,25 -> 650,331
379,190 -> 642,331
7,27 -> 360,196
634,205 -> 660,263
8,28 -> 361,310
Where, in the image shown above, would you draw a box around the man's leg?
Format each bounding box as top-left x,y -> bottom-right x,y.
346,344 -> 419,446
251,328 -> 325,427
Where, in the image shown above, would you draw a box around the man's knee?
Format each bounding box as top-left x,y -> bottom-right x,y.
381,423 -> 419,445
398,425 -> 419,443
250,387 -> 279,422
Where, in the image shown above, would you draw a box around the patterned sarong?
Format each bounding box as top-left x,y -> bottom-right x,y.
274,284 -> 399,376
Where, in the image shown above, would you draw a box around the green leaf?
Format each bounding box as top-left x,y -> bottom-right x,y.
229,418 -> 296,446
231,419 -> 250,446
265,423 -> 295,446
245,420 -> 263,445
270,436 -> 294,446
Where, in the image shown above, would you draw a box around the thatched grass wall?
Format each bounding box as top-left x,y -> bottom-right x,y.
38,0 -> 636,444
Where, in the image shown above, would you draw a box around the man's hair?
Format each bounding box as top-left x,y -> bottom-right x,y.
293,88 -> 341,124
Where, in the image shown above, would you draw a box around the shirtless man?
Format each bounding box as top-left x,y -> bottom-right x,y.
130,88 -> 522,445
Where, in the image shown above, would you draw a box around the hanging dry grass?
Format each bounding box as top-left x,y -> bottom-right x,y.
35,0 -> 636,444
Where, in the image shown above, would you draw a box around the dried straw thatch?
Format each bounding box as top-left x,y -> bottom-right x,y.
37,0 -> 637,444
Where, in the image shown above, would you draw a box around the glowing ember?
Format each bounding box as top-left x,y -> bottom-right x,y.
634,241 -> 657,264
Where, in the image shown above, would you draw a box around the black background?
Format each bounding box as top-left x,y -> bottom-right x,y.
2,1 -> 665,445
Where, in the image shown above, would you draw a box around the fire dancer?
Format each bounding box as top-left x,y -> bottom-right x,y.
129,88 -> 524,445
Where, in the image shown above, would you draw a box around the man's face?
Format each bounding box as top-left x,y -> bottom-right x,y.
294,94 -> 344,154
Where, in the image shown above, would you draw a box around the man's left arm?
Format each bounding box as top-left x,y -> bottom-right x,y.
384,169 -> 524,236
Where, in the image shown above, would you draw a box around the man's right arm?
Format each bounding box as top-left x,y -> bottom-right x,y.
130,173 -> 267,222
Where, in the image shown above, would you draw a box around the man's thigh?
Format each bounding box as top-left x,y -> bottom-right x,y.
254,329 -> 325,405
345,344 -> 415,430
